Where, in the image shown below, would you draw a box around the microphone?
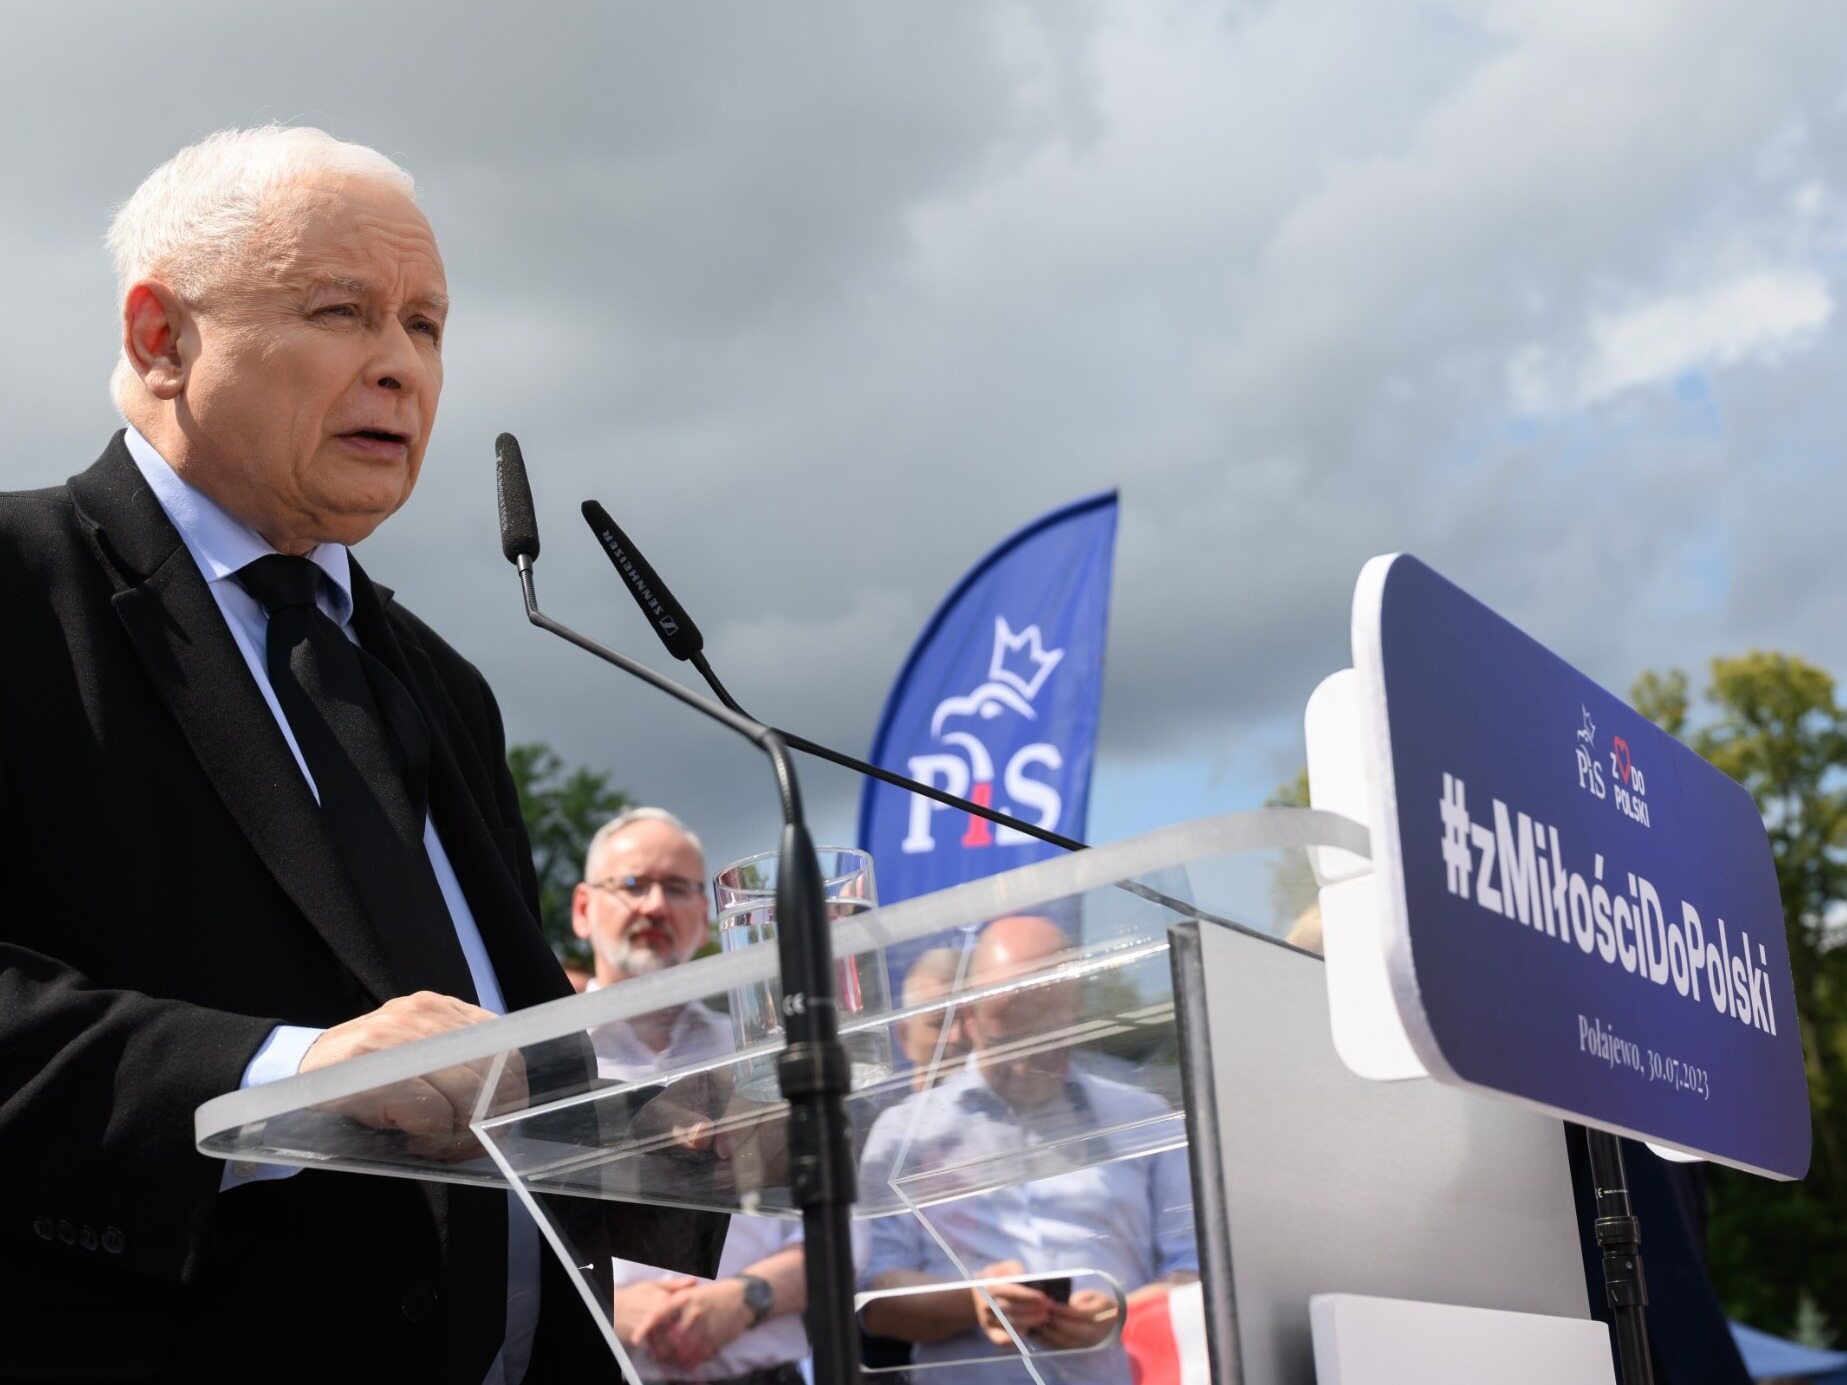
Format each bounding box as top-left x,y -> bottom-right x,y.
495,433 -> 540,564
581,500 -> 703,662
577,500 -> 1087,853
493,436 -> 862,1385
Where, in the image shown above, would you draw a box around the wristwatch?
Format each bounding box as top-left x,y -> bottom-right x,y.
736,1273 -> 775,1327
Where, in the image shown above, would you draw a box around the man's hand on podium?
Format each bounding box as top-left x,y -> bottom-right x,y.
302,991 -> 525,1160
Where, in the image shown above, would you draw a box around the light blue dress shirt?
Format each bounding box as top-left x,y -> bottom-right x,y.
858,1060 -> 1198,1385
124,427 -> 540,1385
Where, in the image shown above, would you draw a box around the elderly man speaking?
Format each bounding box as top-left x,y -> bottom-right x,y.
0,127 -> 715,1383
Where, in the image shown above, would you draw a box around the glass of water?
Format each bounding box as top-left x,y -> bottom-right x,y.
714,846 -> 892,1096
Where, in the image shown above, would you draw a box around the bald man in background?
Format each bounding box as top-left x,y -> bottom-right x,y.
856,917 -> 1198,1384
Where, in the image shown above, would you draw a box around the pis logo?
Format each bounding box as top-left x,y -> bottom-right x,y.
1574,705 -> 1652,828
899,617 -> 1066,853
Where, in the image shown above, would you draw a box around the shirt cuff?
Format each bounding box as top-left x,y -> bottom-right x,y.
220,1024 -> 324,1190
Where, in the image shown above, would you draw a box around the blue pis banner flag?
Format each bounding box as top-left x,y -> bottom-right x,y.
857,492 -> 1118,908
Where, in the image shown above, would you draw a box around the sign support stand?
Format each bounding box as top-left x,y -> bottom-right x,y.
1585,1128 -> 1656,1385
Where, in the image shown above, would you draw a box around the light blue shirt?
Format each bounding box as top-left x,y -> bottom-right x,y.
858,1061 -> 1198,1385
124,427 -> 539,1385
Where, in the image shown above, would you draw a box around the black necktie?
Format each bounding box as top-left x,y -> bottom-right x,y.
236,554 -> 479,1003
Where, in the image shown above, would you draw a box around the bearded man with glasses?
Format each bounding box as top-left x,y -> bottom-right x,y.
572,807 -> 811,1385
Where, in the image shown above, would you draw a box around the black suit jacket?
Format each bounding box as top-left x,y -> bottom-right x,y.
0,435 -> 720,1383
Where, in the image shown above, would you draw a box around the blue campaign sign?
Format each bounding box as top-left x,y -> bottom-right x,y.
1354,554 -> 1810,1179
858,492 -> 1117,907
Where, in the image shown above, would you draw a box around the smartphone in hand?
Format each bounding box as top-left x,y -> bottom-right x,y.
1029,1275 -> 1073,1304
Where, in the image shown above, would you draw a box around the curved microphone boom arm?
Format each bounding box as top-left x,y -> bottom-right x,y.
572,497 -> 1247,933
578,499 -> 1088,853
494,435 -> 863,1385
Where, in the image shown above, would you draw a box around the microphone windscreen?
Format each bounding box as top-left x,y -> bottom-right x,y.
581,499 -> 704,660
495,433 -> 541,563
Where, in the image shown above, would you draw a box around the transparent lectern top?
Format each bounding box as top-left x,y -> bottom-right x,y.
195,810 -> 1367,1223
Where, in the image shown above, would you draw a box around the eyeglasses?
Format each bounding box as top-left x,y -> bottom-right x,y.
589,874 -> 706,905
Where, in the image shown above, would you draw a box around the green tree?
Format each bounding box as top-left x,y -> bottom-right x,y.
1632,654 -> 1847,1338
506,742 -> 631,967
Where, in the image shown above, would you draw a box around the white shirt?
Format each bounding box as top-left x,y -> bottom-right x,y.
588,983 -> 809,1381
587,988 -> 737,1078
124,427 -> 540,1385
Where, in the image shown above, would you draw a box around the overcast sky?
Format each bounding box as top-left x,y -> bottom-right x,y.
7,0 -> 1846,878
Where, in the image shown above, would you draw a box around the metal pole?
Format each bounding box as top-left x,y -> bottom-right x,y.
1585,1128 -> 1656,1385
773,810 -> 862,1385
515,565 -> 862,1382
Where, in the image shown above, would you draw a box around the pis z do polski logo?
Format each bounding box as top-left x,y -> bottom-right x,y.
898,616 -> 1066,854
1574,705 -> 1652,828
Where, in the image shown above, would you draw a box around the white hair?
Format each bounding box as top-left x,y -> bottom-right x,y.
584,807 -> 706,882
106,124 -> 417,411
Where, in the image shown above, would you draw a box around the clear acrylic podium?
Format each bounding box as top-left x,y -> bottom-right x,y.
196,809 -> 1587,1383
